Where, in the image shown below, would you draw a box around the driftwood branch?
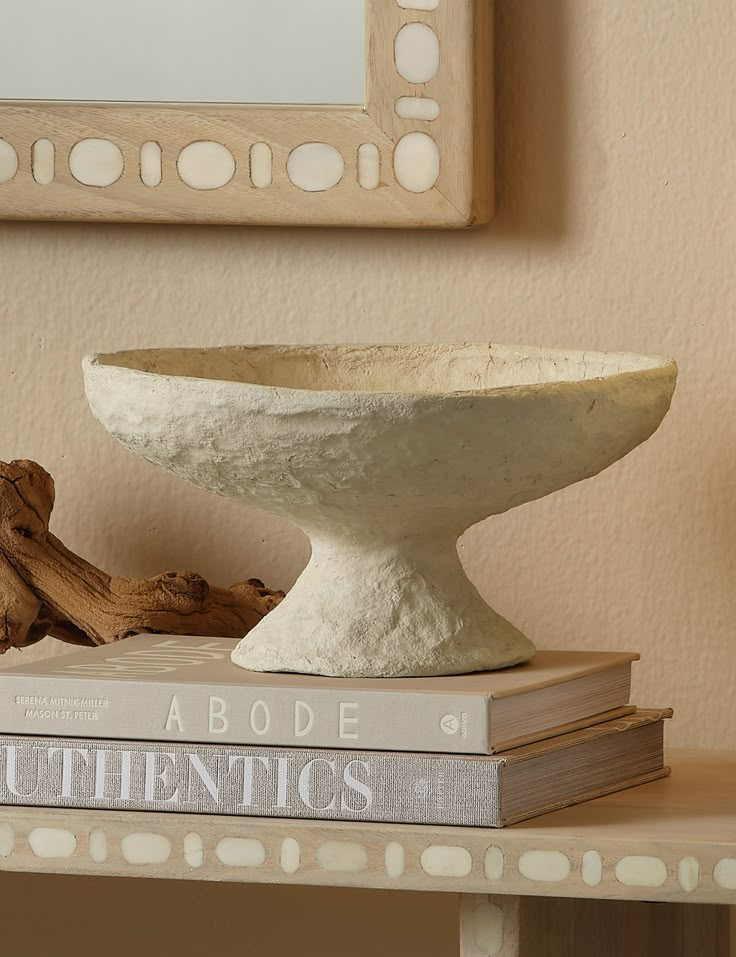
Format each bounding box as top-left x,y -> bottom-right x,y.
0,460 -> 285,654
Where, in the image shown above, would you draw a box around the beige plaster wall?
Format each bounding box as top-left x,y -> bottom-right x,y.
0,2 -> 734,952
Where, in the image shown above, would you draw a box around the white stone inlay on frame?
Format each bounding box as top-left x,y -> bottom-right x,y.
421,845 -> 473,878
287,143 -> 345,192
140,141 -> 162,187
518,850 -> 571,883
216,837 -> 266,868
69,139 -> 124,187
0,138 -> 19,184
615,855 -> 668,887
121,833 -> 172,865
250,142 -> 273,188
473,901 -> 505,957
280,837 -> 301,874
713,858 -> 736,890
317,841 -> 369,872
88,829 -> 108,864
484,846 -> 505,882
677,856 -> 700,892
358,143 -> 381,190
184,832 -> 205,868
396,0 -> 440,8
0,822 -> 14,857
395,96 -> 440,121
177,141 -> 236,190
32,139 -> 55,185
29,827 -> 77,859
395,23 -> 441,84
385,842 -> 405,878
393,132 -> 440,193
581,850 -> 603,886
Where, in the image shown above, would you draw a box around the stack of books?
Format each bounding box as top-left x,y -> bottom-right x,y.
0,636 -> 670,827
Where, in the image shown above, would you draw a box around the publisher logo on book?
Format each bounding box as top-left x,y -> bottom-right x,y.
440,713 -> 467,736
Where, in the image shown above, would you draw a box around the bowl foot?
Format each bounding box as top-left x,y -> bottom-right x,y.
232,537 -> 536,678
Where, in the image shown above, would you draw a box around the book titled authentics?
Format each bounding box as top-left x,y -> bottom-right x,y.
0,711 -> 670,827
0,636 -> 638,755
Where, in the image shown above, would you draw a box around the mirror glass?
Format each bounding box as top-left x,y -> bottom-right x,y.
0,0 -> 366,105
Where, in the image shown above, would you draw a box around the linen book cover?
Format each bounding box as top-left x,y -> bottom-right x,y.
0,635 -> 638,755
0,710 -> 670,828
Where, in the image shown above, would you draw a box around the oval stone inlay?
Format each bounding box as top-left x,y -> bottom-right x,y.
581,850 -> 603,887
88,829 -> 108,864
484,846 -> 504,882
140,141 -> 162,187
0,139 -> 19,184
0,822 -> 15,857
29,827 -> 77,860
395,23 -> 440,84
32,138 -> 55,185
177,141 -> 236,190
69,139 -> 124,187
395,96 -> 440,121
184,832 -> 205,868
473,901 -> 504,957
287,143 -> 344,193
121,833 -> 172,865
385,842 -> 405,878
393,132 -> 440,193
216,837 -> 266,868
420,845 -> 473,878
615,855 -> 668,888
678,856 -> 700,892
280,838 -> 301,874
713,858 -> 736,890
250,142 -> 273,189
518,850 -> 571,883
317,841 -> 369,872
397,0 -> 440,8
358,143 -> 380,191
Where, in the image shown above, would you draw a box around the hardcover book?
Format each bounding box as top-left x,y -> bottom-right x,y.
0,710 -> 671,828
0,635 -> 638,755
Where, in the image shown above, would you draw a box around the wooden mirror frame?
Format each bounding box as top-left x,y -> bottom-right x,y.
0,0 -> 492,229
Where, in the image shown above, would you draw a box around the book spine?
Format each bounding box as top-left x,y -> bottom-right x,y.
0,735 -> 502,827
0,674 -> 491,754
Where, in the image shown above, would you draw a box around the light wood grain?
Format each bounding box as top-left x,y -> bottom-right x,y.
0,750 -> 734,907
0,0 -> 493,228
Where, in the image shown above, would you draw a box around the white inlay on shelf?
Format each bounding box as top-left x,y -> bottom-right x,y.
32,139 -> 55,185
714,859 -> 736,890
69,139 -> 124,187
518,850 -> 571,883
358,143 -> 380,190
0,139 -> 19,184
216,838 -> 266,868
140,141 -> 162,187
177,141 -> 236,190
472,901 -> 505,957
385,841 -> 405,878
250,142 -> 273,188
581,850 -> 603,887
88,829 -> 108,864
121,833 -> 172,865
28,827 -> 77,860
280,837 -> 300,874
394,132 -> 440,192
287,143 -> 345,192
677,856 -> 700,892
421,845 -> 473,878
395,96 -> 440,121
396,0 -> 440,9
316,841 -> 369,873
184,832 -> 205,869
395,23 -> 440,84
484,846 -> 505,882
0,822 -> 14,857
614,855 -> 668,888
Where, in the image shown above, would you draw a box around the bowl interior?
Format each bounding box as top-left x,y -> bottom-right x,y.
93,343 -> 672,395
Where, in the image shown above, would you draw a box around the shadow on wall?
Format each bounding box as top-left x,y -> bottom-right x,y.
490,0 -> 570,240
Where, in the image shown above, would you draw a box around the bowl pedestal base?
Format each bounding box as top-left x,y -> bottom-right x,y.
232,534 -> 536,678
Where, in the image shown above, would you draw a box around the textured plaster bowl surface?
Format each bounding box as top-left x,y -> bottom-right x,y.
83,344 -> 677,678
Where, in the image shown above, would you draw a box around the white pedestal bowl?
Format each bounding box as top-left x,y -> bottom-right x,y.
83,344 -> 677,678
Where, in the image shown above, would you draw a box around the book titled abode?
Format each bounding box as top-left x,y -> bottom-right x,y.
0,710 -> 670,827
0,636 -> 638,755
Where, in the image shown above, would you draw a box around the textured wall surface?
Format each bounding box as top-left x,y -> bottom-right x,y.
0,1 -> 734,950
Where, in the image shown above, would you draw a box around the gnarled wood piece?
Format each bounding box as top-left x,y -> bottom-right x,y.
0,460 -> 284,654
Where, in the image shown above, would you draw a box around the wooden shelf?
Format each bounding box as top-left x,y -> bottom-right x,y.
1,749 -> 734,907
